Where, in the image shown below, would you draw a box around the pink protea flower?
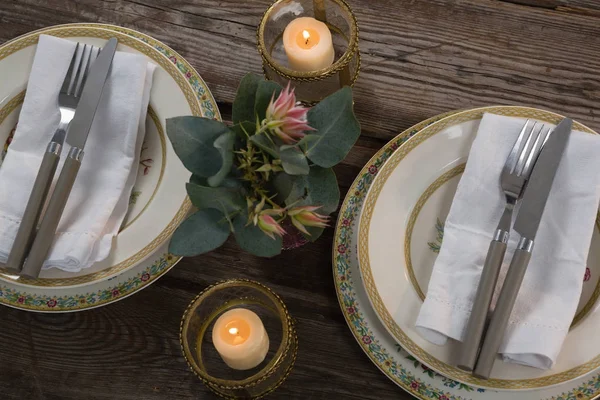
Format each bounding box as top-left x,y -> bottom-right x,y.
288,205 -> 329,235
265,82 -> 314,144
257,213 -> 286,239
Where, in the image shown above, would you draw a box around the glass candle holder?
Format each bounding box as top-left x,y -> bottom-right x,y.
257,0 -> 360,103
180,280 -> 298,399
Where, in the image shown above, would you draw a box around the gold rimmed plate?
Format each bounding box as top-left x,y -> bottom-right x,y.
358,106 -> 600,390
0,23 -> 218,310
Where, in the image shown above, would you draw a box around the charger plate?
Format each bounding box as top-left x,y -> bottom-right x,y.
334,107 -> 600,398
357,106 -> 600,390
0,23 -> 218,310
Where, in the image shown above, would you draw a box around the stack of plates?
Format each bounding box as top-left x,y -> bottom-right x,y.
0,23 -> 219,312
333,106 -> 600,398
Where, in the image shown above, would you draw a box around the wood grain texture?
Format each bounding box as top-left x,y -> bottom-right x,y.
1,0 -> 600,398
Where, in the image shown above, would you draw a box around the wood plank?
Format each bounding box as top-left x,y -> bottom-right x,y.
0,0 -> 599,398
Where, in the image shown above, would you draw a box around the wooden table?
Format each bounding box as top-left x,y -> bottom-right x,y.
0,0 -> 599,398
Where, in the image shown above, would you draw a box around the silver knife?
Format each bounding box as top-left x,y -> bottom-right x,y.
473,117 -> 573,379
20,38 -> 118,279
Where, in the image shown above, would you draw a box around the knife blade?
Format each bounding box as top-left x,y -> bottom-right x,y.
473,117 -> 572,379
513,118 -> 573,240
66,37 -> 117,150
20,38 -> 118,279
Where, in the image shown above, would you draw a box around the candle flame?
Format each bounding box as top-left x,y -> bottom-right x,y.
228,327 -> 239,335
302,29 -> 310,44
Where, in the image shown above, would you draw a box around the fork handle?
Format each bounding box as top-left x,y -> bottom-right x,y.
20,148 -> 82,278
456,237 -> 507,371
5,142 -> 61,272
474,238 -> 533,379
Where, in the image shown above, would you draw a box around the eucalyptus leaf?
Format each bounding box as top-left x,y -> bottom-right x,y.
250,134 -> 279,158
166,116 -> 228,177
285,167 -> 339,214
296,134 -> 323,152
233,212 -> 282,257
279,144 -> 297,151
207,131 -> 235,187
255,80 -> 282,122
271,172 -> 293,203
279,147 -> 309,175
190,174 -> 208,186
231,121 -> 256,139
232,73 -> 262,124
169,209 -> 231,257
305,87 -> 361,168
186,182 -> 245,215
301,226 -> 325,242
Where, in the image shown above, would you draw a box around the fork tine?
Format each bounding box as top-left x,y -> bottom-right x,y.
73,45 -> 93,97
77,46 -> 99,97
64,44 -> 85,95
522,125 -> 549,178
514,121 -> 538,175
60,44 -> 80,94
503,120 -> 531,175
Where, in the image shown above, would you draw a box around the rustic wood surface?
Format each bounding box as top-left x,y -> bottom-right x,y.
1,0 -> 600,398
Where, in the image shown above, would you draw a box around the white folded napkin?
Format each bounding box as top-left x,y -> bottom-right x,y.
0,34 -> 155,272
415,113 -> 600,369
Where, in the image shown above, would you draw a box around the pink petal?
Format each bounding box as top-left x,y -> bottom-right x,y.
274,127 -> 297,144
266,93 -> 277,120
298,206 -> 322,212
287,106 -> 309,120
291,217 -> 310,235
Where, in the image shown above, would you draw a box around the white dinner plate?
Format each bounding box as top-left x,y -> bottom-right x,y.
358,106 -> 600,390
0,23 -> 219,310
334,108 -> 600,399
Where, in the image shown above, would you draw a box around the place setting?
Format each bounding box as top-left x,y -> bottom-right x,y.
2,1 -> 600,400
334,104 -> 600,399
0,24 -> 217,310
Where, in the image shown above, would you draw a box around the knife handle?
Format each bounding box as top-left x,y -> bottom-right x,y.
456,238 -> 507,371
474,238 -> 533,379
6,142 -> 61,272
20,148 -> 83,279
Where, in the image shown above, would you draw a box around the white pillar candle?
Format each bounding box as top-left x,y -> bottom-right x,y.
283,16 -> 335,72
212,308 -> 270,370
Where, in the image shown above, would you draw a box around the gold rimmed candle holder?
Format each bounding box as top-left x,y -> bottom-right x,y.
180,279 -> 298,399
258,0 -> 360,103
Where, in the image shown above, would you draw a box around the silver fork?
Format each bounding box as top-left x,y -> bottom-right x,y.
456,120 -> 551,371
6,43 -> 99,272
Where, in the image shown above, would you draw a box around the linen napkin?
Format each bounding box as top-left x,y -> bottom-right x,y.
415,113 -> 600,369
0,34 -> 155,272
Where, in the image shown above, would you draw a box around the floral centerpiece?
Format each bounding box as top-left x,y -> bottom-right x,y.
166,73 -> 360,257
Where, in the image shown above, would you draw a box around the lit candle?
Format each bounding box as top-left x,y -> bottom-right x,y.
212,308 -> 270,370
283,17 -> 335,72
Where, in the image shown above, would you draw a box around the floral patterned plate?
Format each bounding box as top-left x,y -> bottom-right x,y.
358,107 -> 600,390
333,108 -> 600,399
0,23 -> 218,310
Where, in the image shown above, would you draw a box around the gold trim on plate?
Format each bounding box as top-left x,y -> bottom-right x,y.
403,163 -> 600,327
120,105 -> 167,231
0,24 -> 216,287
0,95 -> 167,233
404,164 -> 465,301
358,106 -> 600,389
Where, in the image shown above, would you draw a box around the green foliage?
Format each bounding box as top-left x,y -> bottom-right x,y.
166,116 -> 230,178
254,80 -> 282,122
304,87 -> 361,168
279,147 -> 309,175
207,131 -> 235,187
168,209 -> 231,256
232,73 -> 261,124
233,212 -> 282,258
283,167 -> 340,214
186,182 -> 245,215
166,74 -> 359,258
